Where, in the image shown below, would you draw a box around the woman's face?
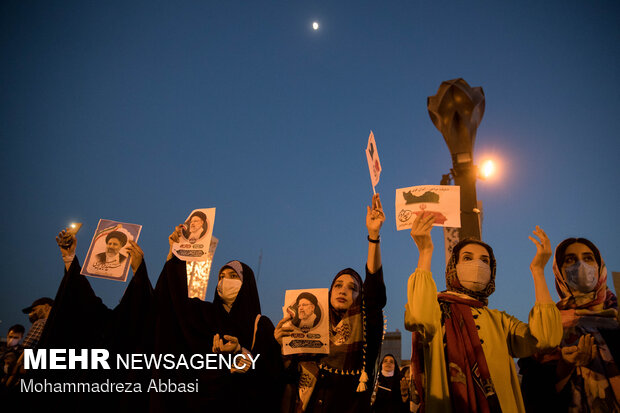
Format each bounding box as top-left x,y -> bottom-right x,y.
562,243 -> 598,273
189,215 -> 205,233
382,356 -> 395,373
561,242 -> 599,294
298,298 -> 315,320
219,268 -> 241,281
458,243 -> 491,265
330,274 -> 360,312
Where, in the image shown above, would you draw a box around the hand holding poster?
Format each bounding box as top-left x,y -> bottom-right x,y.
171,208 -> 216,262
82,219 -> 142,282
281,288 -> 329,355
365,131 -> 382,192
395,185 -> 461,230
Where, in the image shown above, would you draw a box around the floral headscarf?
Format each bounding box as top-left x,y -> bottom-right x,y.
553,237 -> 617,316
552,238 -> 620,411
444,238 -> 497,306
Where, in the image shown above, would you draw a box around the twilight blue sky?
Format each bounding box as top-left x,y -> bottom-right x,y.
1,1 -> 619,357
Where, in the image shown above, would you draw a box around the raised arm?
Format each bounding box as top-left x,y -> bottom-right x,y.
126,240 -> 145,275
56,229 -> 77,271
404,212 -> 440,341
166,224 -> 184,261
528,226 -> 554,304
410,212 -> 435,271
366,193 -> 385,274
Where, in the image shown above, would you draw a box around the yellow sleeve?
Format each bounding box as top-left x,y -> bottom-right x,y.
404,269 -> 442,343
503,302 -> 563,358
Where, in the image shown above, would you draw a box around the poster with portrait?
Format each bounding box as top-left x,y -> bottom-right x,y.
171,207 -> 216,262
394,185 -> 461,231
81,219 -> 142,282
281,288 -> 329,356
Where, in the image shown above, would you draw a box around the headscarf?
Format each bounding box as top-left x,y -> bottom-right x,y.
444,238 -> 496,306
211,260 -> 261,350
437,239 -> 501,413
379,353 -> 400,379
551,238 -> 620,410
321,268 -> 365,373
553,237 -> 617,317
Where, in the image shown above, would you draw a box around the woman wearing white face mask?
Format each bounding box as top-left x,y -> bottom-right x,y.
405,213 -> 562,413
153,226 -> 284,412
520,238 -> 619,412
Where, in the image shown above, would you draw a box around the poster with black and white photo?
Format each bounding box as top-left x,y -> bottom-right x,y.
282,288 -> 329,355
81,219 -> 142,282
171,208 -> 216,262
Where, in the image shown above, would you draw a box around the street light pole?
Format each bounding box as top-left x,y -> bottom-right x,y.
428,78 -> 485,241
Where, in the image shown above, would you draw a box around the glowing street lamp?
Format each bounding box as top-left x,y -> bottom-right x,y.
428,78 -> 485,241
480,159 -> 496,180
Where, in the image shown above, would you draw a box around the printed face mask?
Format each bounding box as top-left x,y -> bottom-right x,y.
217,278 -> 242,307
456,260 -> 491,292
565,261 -> 598,293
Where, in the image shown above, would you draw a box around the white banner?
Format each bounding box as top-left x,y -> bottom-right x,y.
395,185 -> 460,231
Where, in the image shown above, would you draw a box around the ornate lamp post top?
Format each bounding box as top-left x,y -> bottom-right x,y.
427,78 -> 485,166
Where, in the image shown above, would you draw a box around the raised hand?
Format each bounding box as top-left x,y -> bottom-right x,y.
168,225 -> 183,247
366,193 -> 385,239
273,315 -> 294,347
166,225 -> 184,260
56,229 -> 77,257
529,225 -> 551,272
126,240 -> 144,273
410,212 -> 435,252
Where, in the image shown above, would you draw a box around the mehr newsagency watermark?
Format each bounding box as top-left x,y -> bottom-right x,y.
21,349 -> 260,393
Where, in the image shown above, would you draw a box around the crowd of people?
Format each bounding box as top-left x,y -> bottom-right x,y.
1,193 -> 618,412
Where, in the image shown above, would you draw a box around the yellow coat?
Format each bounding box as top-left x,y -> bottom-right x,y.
405,269 -> 562,413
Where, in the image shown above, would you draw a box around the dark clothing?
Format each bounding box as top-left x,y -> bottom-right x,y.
518,356 -> 570,413
152,256 -> 284,413
372,375 -> 408,413
282,266 -> 386,413
24,257 -> 153,413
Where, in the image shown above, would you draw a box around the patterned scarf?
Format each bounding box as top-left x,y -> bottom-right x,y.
295,268 -> 368,412
438,292 -> 501,413
551,239 -> 620,411
410,239 -> 500,413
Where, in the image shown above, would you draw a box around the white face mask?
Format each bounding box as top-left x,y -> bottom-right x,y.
217,278 -> 242,307
565,261 -> 598,293
8,338 -> 19,347
456,260 -> 491,292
